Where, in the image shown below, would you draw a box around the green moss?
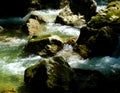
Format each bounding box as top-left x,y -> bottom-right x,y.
107,1 -> 120,9
30,34 -> 52,42
88,5 -> 120,28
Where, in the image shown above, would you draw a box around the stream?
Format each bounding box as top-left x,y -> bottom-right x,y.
0,4 -> 120,93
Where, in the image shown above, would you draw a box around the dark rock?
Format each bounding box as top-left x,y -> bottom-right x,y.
69,0 -> 97,22
74,26 -> 118,58
24,56 -> 74,93
72,68 -> 107,93
38,0 -> 61,9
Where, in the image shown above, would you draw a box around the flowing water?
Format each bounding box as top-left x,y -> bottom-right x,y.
0,4 -> 120,92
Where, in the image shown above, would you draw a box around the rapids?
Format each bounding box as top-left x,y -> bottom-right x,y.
0,3 -> 119,92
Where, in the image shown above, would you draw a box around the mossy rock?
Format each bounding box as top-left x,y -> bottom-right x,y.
75,26 -> 118,58
24,34 -> 64,57
24,56 -> 74,93
88,1 -> 120,28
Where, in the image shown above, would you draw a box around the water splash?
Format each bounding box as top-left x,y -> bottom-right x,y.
1,55 -> 41,75
31,9 -> 62,22
46,23 -> 80,37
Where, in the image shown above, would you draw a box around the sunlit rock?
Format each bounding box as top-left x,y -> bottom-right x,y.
55,6 -> 86,27
24,34 -> 64,57
24,56 -> 74,93
22,13 -> 48,36
23,18 -> 46,36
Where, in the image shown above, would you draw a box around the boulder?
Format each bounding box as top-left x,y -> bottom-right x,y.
72,69 -> 107,93
22,15 -> 47,36
74,1 -> 120,58
69,0 -> 97,22
24,56 -> 74,93
24,34 -> 64,57
88,1 -> 120,33
74,26 -> 118,58
55,5 -> 86,27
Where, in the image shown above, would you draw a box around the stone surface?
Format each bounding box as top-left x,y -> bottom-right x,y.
24,34 -> 64,57
24,56 -> 74,93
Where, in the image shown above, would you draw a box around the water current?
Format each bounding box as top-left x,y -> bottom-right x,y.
0,4 -> 119,93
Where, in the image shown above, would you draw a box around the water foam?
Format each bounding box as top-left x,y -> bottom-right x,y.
1,55 -> 41,75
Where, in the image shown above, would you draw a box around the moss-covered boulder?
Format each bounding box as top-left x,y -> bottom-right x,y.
24,56 -> 74,93
88,1 -> 120,33
74,26 -> 118,58
24,34 -> 64,57
74,1 -> 120,58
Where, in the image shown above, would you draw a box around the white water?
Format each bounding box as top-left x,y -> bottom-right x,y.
0,5 -> 117,76
0,5 -> 119,92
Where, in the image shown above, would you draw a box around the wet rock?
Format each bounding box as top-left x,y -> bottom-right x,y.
72,68 -> 107,93
74,1 -> 120,58
22,17 -> 46,36
69,0 -> 97,22
24,34 -> 64,57
55,5 -> 86,27
24,56 -> 74,93
74,26 -> 118,58
88,1 -> 120,33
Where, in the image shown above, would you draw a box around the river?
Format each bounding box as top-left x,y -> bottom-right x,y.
0,3 -> 120,93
